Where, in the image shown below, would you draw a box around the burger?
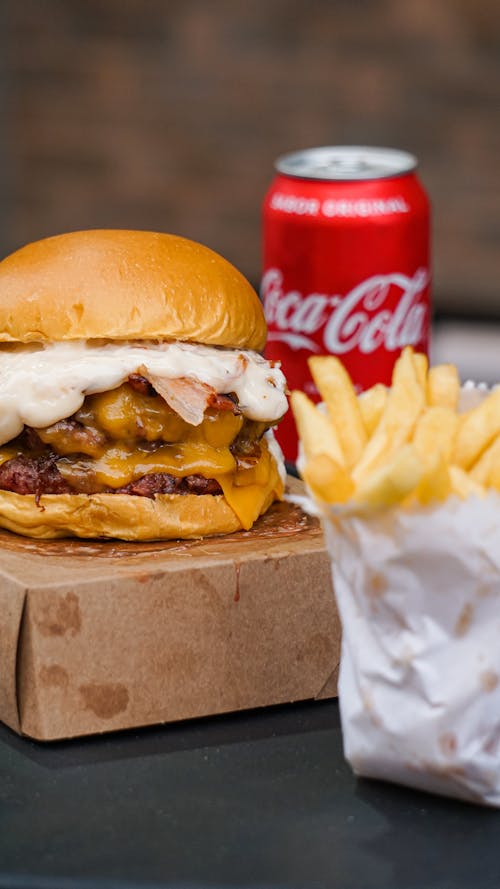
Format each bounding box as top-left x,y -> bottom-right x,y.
0,229 -> 287,540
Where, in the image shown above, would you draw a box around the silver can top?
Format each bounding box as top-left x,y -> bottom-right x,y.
275,146 -> 418,181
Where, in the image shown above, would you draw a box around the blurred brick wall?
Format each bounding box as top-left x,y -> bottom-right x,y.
5,0 -> 500,314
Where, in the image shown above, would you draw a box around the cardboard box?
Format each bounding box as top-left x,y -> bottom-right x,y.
0,480 -> 340,741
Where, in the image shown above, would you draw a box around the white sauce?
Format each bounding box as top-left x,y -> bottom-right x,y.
0,340 -> 288,446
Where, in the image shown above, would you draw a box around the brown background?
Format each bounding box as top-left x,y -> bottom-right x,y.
4,0 -> 500,315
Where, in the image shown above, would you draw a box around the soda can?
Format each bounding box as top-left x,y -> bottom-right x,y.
261,145 -> 431,462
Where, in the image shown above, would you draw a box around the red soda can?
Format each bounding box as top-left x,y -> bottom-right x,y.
261,145 -> 431,462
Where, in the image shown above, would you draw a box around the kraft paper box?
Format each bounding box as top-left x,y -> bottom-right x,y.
0,480 -> 339,741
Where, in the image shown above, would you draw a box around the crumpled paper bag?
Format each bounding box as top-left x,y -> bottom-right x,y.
323,492 -> 500,806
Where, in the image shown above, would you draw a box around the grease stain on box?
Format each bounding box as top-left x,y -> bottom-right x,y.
39,665 -> 69,689
79,682 -> 130,719
192,571 -> 220,604
35,592 -> 82,637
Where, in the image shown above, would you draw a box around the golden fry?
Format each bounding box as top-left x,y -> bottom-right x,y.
353,444 -> 423,509
470,434 -> 500,485
427,364 -> 460,410
413,406 -> 458,466
353,347 -> 425,483
290,390 -> 344,465
449,465 -> 486,500
408,452 -> 452,505
358,384 -> 387,437
452,388 -> 500,469
489,459 -> 500,493
302,453 -> 355,504
413,351 -> 429,391
308,355 -> 367,467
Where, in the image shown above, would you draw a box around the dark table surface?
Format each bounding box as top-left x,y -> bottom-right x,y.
1,698 -> 499,889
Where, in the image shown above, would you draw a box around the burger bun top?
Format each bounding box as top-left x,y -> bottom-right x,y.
0,229 -> 267,351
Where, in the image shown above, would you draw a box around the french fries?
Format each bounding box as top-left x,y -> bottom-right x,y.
452,388 -> 500,469
470,435 -> 500,489
292,348 -> 499,511
302,454 -> 354,505
358,384 -> 387,437
352,346 -> 425,483
290,390 -> 344,466
353,444 -> 422,510
413,406 -> 458,465
308,356 -> 367,467
427,363 -> 460,410
413,351 -> 429,390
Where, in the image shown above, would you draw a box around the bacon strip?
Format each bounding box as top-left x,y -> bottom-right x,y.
138,366 -> 238,426
127,373 -> 156,396
139,368 -> 211,426
206,391 -> 240,413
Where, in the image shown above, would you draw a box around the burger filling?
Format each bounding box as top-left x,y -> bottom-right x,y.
0,341 -> 287,530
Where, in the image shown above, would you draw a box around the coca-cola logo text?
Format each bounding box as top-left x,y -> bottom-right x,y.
261,267 -> 429,354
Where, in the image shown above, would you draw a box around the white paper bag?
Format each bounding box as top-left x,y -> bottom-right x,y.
323,493 -> 500,806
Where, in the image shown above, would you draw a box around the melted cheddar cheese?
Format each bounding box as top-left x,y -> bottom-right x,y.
58,442 -> 238,488
216,442 -> 283,529
83,387 -> 245,448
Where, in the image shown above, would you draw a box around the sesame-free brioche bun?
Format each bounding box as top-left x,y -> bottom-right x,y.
0,482 -> 278,541
0,229 -> 266,351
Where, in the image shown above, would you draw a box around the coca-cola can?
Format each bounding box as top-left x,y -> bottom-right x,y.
261,145 -> 431,462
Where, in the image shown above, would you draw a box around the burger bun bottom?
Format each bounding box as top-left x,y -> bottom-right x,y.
0,486 -> 278,541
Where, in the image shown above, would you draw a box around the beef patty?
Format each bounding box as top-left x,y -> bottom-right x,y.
0,453 -> 224,499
